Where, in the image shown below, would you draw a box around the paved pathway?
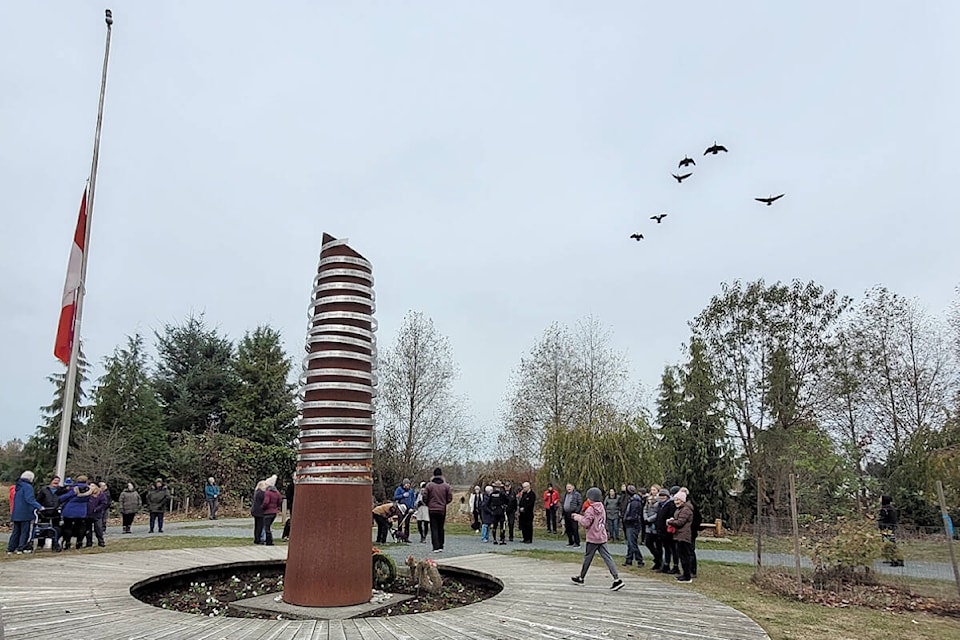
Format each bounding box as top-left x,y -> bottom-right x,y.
0,547 -> 770,640
6,517 -> 954,581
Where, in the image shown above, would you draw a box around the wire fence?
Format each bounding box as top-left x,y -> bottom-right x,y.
744,476 -> 960,604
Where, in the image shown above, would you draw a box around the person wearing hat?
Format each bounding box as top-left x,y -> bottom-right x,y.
655,488 -> 679,574
666,489 -> 695,582
571,487 -> 624,590
422,467 -> 453,553
393,478 -> 417,541
542,483 -> 560,534
7,471 -> 44,554
621,485 -> 645,566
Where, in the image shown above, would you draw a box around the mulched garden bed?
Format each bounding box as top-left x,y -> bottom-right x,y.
752,569 -> 960,619
137,566 -> 499,618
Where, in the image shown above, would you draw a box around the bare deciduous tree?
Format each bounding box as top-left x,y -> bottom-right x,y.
375,311 -> 475,487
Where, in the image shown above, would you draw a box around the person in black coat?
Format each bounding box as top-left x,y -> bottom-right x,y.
488,482 -> 508,545
655,488 -> 679,574
517,482 -> 536,543
504,481 -> 519,542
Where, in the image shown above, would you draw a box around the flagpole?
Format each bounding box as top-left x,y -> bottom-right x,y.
56,9 -> 114,480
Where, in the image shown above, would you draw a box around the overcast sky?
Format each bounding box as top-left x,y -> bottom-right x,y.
2,2 -> 958,449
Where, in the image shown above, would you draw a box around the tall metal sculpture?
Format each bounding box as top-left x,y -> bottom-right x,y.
284,233 -> 376,607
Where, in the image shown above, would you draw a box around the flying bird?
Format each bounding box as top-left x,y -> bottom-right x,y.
650,214 -> 668,223
629,233 -> 644,241
755,194 -> 785,206
704,142 -> 728,155
672,172 -> 692,183
678,156 -> 695,168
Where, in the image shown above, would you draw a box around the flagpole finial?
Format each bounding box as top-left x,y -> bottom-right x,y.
105,9 -> 113,26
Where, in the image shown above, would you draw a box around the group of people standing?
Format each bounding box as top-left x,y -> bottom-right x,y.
373,468 -> 454,553
468,481 -> 537,544
6,471 -> 176,554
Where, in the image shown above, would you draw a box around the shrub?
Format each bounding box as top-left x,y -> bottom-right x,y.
809,516 -> 883,584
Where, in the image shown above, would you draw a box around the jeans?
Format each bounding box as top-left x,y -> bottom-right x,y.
262,514 -> 276,545
607,517 -> 620,541
624,525 -> 643,564
149,512 -> 164,532
429,511 -> 446,550
6,520 -> 32,552
480,523 -> 490,542
207,498 -> 219,519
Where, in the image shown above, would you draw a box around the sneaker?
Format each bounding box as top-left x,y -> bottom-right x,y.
676,576 -> 692,583
573,544 -> 581,548
637,561 -> 645,567
611,579 -> 624,591
22,549 -> 32,554
571,576 -> 584,585
622,562 -> 633,567
668,567 -> 680,575
433,549 -> 442,553
14,550 -> 22,555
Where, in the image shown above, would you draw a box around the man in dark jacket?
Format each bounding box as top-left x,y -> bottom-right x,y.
621,486 -> 645,566
423,467 -> 453,553
145,479 -> 170,534
504,481 -> 518,542
37,475 -> 62,533
7,471 -> 44,554
488,482 -> 507,545
518,482 -> 536,543
562,483 -> 583,547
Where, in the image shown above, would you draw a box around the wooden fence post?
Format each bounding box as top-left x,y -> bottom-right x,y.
935,480 -> 960,597
789,473 -> 802,597
755,476 -> 763,570
281,498 -> 287,524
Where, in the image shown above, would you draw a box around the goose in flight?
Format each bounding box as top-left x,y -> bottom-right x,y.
672,172 -> 692,183
678,156 -> 695,168
629,233 -> 644,241
650,214 -> 668,223
704,142 -> 728,155
755,194 -> 785,206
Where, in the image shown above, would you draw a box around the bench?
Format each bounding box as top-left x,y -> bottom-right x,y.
699,518 -> 724,537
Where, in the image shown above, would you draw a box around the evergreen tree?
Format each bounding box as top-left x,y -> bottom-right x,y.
223,325 -> 298,446
656,365 -> 686,486
154,315 -> 236,434
85,334 -> 169,488
680,339 -> 734,521
21,348 -> 90,477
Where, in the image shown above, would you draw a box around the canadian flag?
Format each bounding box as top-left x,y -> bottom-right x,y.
54,189 -> 88,365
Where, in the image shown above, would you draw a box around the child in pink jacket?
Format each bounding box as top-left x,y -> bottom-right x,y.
571,487 -> 624,590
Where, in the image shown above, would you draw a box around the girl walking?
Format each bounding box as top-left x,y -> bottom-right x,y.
570,487 -> 624,591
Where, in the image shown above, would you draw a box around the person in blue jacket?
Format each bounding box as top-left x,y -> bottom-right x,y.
59,475 -> 94,550
205,477 -> 221,520
393,478 -> 417,541
7,471 -> 43,554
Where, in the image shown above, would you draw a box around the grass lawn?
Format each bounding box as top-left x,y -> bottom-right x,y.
510,548 -> 960,640
0,535 -> 272,563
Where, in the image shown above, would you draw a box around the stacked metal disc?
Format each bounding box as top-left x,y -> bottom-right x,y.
284,233 -> 377,607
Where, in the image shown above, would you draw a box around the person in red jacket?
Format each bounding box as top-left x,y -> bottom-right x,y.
260,482 -> 283,546
543,483 -> 560,534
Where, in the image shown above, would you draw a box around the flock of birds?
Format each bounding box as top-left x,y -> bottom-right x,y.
629,141 -> 785,242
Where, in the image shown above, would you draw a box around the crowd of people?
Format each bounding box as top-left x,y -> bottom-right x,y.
373,477 -> 704,586
6,471 -> 178,554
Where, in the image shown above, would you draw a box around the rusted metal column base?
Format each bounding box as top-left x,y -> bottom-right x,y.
283,484 -> 372,607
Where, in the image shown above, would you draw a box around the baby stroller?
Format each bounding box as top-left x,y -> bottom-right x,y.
31,507 -> 62,552
391,504 -> 412,543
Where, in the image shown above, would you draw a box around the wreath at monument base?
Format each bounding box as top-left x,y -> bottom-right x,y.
372,549 -> 397,589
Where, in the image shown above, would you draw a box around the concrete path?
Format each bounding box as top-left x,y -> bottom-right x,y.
6,517 -> 954,581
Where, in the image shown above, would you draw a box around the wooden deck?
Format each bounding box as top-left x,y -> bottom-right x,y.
0,548 -> 769,639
